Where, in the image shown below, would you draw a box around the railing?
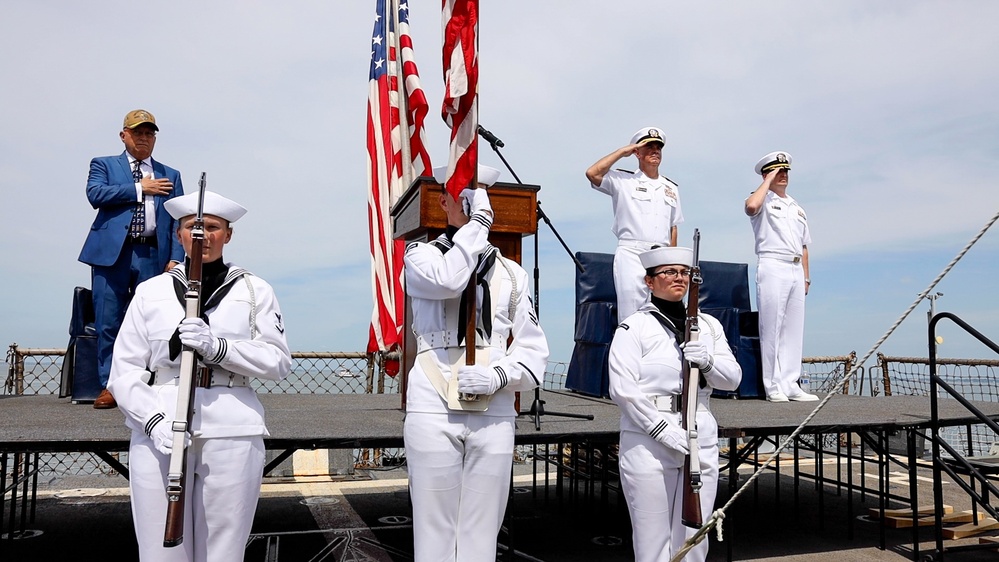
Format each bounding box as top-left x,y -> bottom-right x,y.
877,352 -> 999,456
924,313 -> 999,560
3,344 -> 570,478
802,352 -> 863,395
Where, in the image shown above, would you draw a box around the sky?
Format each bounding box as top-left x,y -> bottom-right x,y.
1,1 -> 997,377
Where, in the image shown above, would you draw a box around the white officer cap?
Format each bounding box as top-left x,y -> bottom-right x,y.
755,151 -> 792,175
640,246 -> 693,270
431,164 -> 501,187
630,126 -> 666,147
165,191 -> 248,223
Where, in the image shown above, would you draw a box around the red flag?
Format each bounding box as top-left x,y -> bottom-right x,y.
441,0 -> 478,201
367,0 -> 433,358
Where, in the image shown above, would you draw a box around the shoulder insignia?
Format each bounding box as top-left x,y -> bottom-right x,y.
617,322 -> 630,330
614,168 -> 635,174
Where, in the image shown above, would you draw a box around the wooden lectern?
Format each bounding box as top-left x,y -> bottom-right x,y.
390,176 -> 540,406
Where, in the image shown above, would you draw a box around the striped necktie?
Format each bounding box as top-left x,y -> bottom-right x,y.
129,159 -> 145,236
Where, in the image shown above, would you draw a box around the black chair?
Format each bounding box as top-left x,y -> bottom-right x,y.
565,252 -> 617,397
60,286 -> 101,402
565,254 -> 764,399
698,261 -> 764,399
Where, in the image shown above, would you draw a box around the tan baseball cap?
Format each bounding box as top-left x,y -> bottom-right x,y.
123,109 -> 158,131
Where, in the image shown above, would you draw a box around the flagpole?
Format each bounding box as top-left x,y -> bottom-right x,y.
464,2 -> 479,369
464,172 -> 478,367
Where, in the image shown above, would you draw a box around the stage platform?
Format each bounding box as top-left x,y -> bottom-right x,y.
5,391 -> 999,560
4,391 -> 998,454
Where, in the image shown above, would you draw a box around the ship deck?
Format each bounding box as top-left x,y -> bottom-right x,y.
4,391 -> 999,561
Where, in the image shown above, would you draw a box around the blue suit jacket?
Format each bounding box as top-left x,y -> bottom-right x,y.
78,152 -> 185,268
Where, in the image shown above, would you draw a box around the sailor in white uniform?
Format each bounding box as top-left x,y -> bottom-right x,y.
403,165 -> 550,562
108,191 -> 291,561
586,126 -> 684,321
608,246 -> 741,562
744,151 -> 816,402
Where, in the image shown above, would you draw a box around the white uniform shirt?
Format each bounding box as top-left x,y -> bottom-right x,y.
404,218 -> 550,417
108,264 -> 291,439
593,169 -> 684,244
608,305 -> 741,438
749,191 -> 811,256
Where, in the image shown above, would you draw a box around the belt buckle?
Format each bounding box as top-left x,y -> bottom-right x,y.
792,256 -> 801,263
196,366 -> 212,388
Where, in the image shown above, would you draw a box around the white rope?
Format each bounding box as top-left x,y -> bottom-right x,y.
670,207 -> 999,561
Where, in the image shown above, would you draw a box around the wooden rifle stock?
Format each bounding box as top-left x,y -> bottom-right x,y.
681,229 -> 703,529
163,172 -> 207,547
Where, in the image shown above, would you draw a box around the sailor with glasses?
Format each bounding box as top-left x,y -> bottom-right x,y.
608,246 -> 741,562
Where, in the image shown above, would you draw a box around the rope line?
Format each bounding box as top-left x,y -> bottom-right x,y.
670,207 -> 999,561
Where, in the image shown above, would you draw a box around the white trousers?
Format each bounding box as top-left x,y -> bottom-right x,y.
619,413 -> 719,562
756,257 -> 806,396
404,412 -> 515,562
614,244 -> 652,321
128,433 -> 265,562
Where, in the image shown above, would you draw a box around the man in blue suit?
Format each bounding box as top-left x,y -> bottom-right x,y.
78,109 -> 185,408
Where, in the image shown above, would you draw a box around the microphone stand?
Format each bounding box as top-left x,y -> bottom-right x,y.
478,125 -> 593,430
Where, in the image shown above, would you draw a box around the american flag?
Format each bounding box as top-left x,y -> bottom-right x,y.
441,0 -> 478,200
366,0 -> 432,359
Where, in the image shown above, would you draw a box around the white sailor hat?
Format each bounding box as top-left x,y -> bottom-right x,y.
640,246 -> 693,269
431,164 -> 501,187
755,151 -> 792,175
165,191 -> 248,223
630,126 -> 666,147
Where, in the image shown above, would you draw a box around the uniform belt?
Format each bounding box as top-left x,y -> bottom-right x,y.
618,239 -> 668,249
650,394 -> 682,413
649,394 -> 710,413
415,330 -> 462,352
415,330 -> 507,354
152,367 -> 249,388
759,252 -> 802,263
129,235 -> 157,246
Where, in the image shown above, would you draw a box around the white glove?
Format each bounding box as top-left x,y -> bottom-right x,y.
457,364 -> 504,396
148,417 -> 191,456
178,317 -> 219,360
655,423 -> 691,455
460,188 -> 492,218
681,339 -> 714,372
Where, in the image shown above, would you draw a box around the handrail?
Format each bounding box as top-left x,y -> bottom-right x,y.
927,312 -> 999,559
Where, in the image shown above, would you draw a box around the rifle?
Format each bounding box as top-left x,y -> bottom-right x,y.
458,169 -> 481,403
163,172 -> 207,547
681,229 -> 703,529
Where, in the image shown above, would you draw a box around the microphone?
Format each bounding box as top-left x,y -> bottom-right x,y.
477,125 -> 505,148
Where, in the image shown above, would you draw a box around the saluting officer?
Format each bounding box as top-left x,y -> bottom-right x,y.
608,246 -> 741,562
585,126 -> 684,321
744,151 -> 816,402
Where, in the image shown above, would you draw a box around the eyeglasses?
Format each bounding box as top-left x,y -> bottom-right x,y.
652,268 -> 691,279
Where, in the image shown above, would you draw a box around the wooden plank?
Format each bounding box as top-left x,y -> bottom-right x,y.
868,504 -> 952,520
942,517 -> 999,540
